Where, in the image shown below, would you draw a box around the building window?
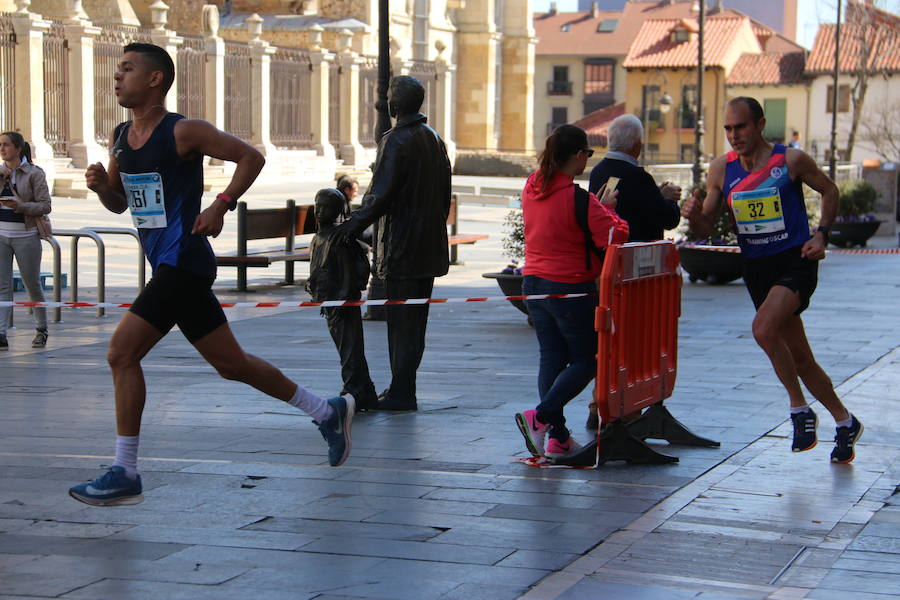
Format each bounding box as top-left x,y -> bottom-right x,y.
672,28 -> 690,43
583,58 -> 614,114
597,19 -> 617,33
763,98 -> 787,143
548,66 -> 572,95
642,84 -> 662,127
680,144 -> 694,163
413,0 -> 430,61
826,84 -> 851,113
680,85 -> 697,129
547,106 -> 568,135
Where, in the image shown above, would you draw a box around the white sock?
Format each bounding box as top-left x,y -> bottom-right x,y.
113,435 -> 139,479
836,415 -> 853,428
790,405 -> 811,414
287,385 -> 333,423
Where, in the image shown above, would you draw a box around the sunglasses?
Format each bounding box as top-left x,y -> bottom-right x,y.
579,148 -> 595,157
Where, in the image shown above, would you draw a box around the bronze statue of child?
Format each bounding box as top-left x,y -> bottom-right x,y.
307,188 -> 378,411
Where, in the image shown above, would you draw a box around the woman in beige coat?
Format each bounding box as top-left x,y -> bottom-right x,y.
0,131 -> 51,349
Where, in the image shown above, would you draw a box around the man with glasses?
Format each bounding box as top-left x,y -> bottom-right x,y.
589,114 -> 681,243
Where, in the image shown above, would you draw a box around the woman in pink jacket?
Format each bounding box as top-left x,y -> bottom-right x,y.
515,125 -> 629,458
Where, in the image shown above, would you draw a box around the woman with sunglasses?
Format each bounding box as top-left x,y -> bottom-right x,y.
514,124 -> 628,458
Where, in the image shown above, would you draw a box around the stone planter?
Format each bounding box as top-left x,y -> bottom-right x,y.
829,220 -> 882,248
481,272 -> 529,315
677,245 -> 744,285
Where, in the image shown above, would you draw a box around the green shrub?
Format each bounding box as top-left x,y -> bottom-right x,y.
837,179 -> 878,219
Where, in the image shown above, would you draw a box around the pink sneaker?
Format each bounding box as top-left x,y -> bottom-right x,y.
515,409 -> 549,457
545,436 -> 582,459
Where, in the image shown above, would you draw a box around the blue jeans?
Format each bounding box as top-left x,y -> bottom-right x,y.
523,275 -> 598,440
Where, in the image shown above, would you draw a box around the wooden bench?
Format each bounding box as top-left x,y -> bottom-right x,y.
215,200 -> 316,292
217,195 -> 488,291
448,193 -> 489,264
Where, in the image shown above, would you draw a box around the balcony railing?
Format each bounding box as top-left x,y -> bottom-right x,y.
547,81 -> 573,95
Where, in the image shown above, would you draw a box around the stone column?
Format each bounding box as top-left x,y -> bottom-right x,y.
336,29 -> 364,166
454,29 -> 500,150
62,5 -> 106,168
201,4 -> 224,129
499,0 -> 536,152
147,0 -> 181,113
390,37 -> 412,77
246,13 -> 275,156
10,6 -> 53,164
434,49 -> 457,162
308,24 -> 335,160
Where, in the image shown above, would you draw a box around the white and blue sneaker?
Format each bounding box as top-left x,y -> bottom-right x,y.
315,396 -> 355,467
69,466 -> 143,506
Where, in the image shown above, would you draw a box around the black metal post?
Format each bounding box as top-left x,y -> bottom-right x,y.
829,0 -> 842,180
692,0 -> 705,186
365,0 -> 391,321
375,0 -> 392,141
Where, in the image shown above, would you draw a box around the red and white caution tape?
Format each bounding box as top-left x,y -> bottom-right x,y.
0,293 -> 594,311
680,244 -> 900,255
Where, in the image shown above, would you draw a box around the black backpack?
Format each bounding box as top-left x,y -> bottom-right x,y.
573,184 -> 607,271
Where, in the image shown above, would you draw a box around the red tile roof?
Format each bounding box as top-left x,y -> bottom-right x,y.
572,102 -> 626,147
623,15 -> 758,69
535,1 -> 731,57
727,52 -> 807,85
806,22 -> 900,75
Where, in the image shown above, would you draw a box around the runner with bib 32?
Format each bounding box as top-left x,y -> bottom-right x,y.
681,96 -> 863,463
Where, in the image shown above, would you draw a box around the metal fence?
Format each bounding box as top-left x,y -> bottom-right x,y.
43,19 -> 69,157
177,35 -> 205,120
93,25 -> 151,145
358,56 -> 378,146
410,60 -> 438,122
328,61 -> 341,151
270,46 -> 312,149
224,41 -> 252,140
0,14 -> 16,134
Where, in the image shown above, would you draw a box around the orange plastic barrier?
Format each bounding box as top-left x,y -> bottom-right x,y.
594,241 -> 681,424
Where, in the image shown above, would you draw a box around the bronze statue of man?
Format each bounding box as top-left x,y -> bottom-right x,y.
338,75 -> 452,411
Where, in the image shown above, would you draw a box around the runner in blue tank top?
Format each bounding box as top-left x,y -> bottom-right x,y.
69,43 -> 354,507
682,97 -> 863,464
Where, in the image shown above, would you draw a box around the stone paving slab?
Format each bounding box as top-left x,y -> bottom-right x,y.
3,195 -> 900,599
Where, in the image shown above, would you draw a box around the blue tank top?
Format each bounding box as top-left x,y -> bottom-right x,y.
724,144 -> 810,259
112,113 -> 214,278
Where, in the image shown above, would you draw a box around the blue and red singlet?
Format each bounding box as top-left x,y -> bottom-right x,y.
724,144 -> 810,259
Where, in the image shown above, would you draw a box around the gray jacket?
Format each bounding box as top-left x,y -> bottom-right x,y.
0,160 -> 52,232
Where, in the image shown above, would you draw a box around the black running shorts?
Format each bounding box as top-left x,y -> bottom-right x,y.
129,264 -> 227,343
743,245 -> 819,315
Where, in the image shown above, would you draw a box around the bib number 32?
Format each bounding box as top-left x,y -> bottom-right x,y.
121,172 -> 167,229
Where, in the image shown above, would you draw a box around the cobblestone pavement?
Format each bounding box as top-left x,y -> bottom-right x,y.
0,184 -> 898,599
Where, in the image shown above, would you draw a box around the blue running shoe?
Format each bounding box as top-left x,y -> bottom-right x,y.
831,415 -> 864,463
315,395 -> 354,466
791,409 -> 818,452
69,466 -> 143,506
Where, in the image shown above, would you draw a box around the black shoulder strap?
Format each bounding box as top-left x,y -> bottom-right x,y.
574,184 -> 605,271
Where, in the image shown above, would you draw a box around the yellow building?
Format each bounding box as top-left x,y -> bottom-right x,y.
622,11 -> 806,163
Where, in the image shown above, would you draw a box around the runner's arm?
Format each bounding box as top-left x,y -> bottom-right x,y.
85,132 -> 127,214
175,120 -> 265,237
790,149 -> 837,230
175,119 -> 265,207
681,157 -> 726,239
790,149 -> 835,260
